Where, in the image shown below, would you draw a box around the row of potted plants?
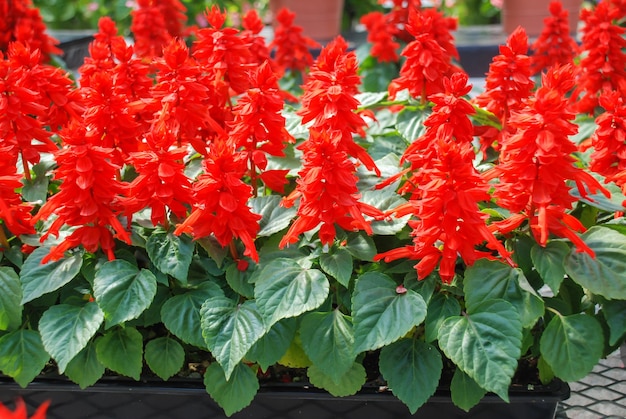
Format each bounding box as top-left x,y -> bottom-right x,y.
1,0 -> 626,417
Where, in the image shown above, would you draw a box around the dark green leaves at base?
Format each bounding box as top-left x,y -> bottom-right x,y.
438,299 -> 522,402
145,337 -> 185,381
38,302 -> 104,373
204,362 -> 259,417
540,313 -> 604,382
353,272 -> 427,354
307,362 -> 366,397
0,330 -> 49,387
450,368 -> 487,412
146,228 -> 194,284
65,340 -> 105,389
96,327 -> 143,380
0,267 -> 23,331
379,339 -> 442,414
20,247 -> 82,304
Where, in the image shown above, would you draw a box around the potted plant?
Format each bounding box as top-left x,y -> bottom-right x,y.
1,0 -> 625,418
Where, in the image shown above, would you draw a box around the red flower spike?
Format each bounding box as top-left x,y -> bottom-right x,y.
360,11 -> 401,63
0,398 -> 50,419
572,2 -> 626,114
473,26 -> 533,151
174,140 -> 261,262
530,1 -> 580,75
130,0 -> 173,58
489,65 -> 610,255
388,8 -> 461,102
241,10 -> 274,68
269,8 -> 319,74
0,151 -> 35,236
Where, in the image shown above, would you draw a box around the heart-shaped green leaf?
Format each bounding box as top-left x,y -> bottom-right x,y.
145,336 -> 185,380
450,368 -> 487,412
530,241 -> 569,294
96,327 -> 143,380
319,247 -> 353,288
300,310 -> 355,383
255,258 -> 329,327
38,302 -> 104,372
204,362 -> 259,417
424,293 -> 461,343
147,228 -> 194,283
307,362 -> 366,397
0,330 -> 49,387
246,318 -> 297,371
438,299 -> 522,401
353,272 -> 426,353
379,339 -> 442,414
201,298 -> 266,379
93,259 -> 157,327
65,340 -> 105,389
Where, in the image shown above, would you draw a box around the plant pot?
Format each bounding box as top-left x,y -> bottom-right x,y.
501,0 -> 583,37
269,0 -> 345,43
0,376 -> 569,419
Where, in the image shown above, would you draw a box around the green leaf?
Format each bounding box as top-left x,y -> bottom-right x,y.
396,107 -> 429,142
424,293 -> 461,343
531,241 -> 570,294
251,195 -> 297,237
145,337 -> 185,381
146,228 -> 194,283
20,246 -> 83,303
255,258 -> 329,327
307,362 -> 366,397
355,91 -> 387,108
204,362 -> 259,417
603,299 -> 626,346
353,272 -> 427,353
93,260 -> 157,327
161,282 -> 224,348
38,302 -> 104,372
538,355 -> 555,385
0,267 -> 22,331
96,327 -> 144,380
21,161 -> 51,203
319,248 -> 353,288
464,260 -> 544,328
344,233 -> 377,261
438,299 -> 522,401
379,339 -> 442,414
565,227 -> 626,299
225,262 -> 254,298
540,313 -> 604,382
450,368 -> 487,412
0,330 -> 49,387
300,310 -> 355,383
246,318 -> 297,371
65,340 -> 105,389
201,298 -> 266,380
360,190 -> 410,235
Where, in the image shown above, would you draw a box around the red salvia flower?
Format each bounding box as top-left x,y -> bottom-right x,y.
0,399 -> 49,419
360,11 -> 400,63
473,26 -> 534,150
130,0 -> 173,59
606,0 -> 626,21
154,0 -> 188,38
229,60 -> 295,193
530,1 -> 580,75
0,0 -> 60,62
572,1 -> 626,114
388,8 -> 459,102
0,146 -> 35,241
269,7 -> 319,74
487,65 -> 610,255
174,139 -> 261,262
192,6 -> 255,95
377,73 -> 513,283
241,9 -> 274,68
78,17 -> 126,84
379,0 -> 422,43
280,37 -> 383,247
122,129 -> 193,227
585,90 -> 626,195
34,122 -> 131,263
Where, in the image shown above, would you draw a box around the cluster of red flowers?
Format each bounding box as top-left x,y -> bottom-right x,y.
270,8 -> 318,74
0,399 -> 48,419
280,37 -> 383,247
377,73 -> 513,283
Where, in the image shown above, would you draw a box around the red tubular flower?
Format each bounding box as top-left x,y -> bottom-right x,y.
360,11 -> 400,63
122,129 -> 193,227
78,17 -> 126,83
174,139 -> 261,262
192,6 -> 254,95
388,8 -> 460,102
487,65 -> 610,254
0,399 -> 49,419
269,8 -> 319,74
0,145 -> 35,239
34,123 -> 131,263
586,90 -> 626,194
380,0 -> 423,43
241,9 -> 274,68
130,0 -> 173,59
530,1 -> 580,75
377,73 -> 513,283
229,61 -> 295,193
0,0 -> 60,62
281,38 -> 383,247
473,26 -> 534,150
572,2 -> 626,114
154,0 -> 188,38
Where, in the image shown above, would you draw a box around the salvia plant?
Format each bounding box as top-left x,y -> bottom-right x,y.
0,0 -> 625,416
